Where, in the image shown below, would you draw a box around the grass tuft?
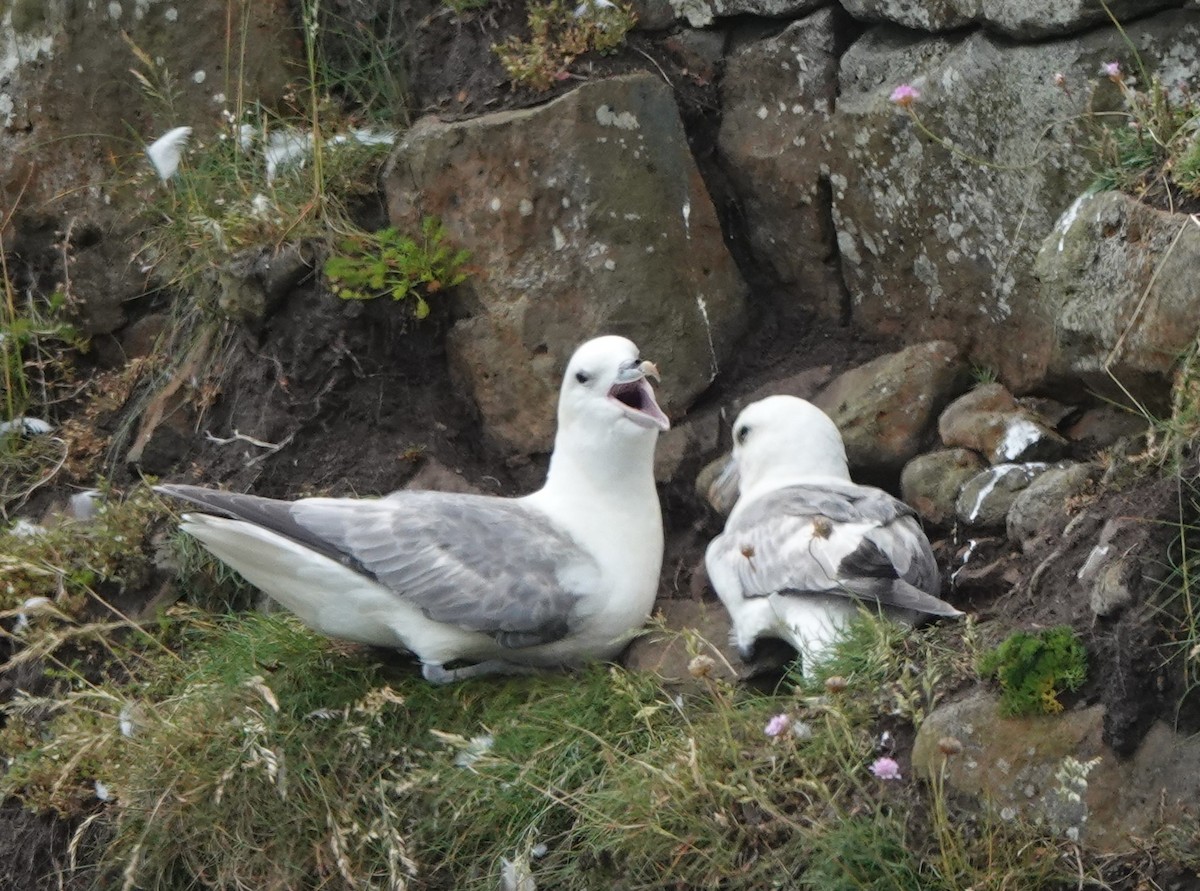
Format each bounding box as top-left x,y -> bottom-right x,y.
0,610 -> 1098,889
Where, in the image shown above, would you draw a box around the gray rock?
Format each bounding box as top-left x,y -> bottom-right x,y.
736,366 -> 834,412
385,74 -> 747,455
1076,518 -> 1143,618
654,411 -> 721,484
838,0 -> 1177,38
1006,462 -> 1098,546
813,340 -> 967,473
0,0 -> 294,217
939,384 -> 1067,465
827,11 -> 1200,392
663,29 -> 726,83
956,463 -> 1054,529
628,0 -> 678,29
668,0 -> 824,27
913,689 -> 1200,853
1037,190 -> 1200,408
1063,406 -> 1147,454
718,8 -> 849,318
901,448 -> 984,526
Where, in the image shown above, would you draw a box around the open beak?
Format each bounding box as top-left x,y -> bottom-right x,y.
609,360 -> 670,431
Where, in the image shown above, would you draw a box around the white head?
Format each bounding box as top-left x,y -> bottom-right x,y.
713,395 -> 849,509
557,335 -> 670,437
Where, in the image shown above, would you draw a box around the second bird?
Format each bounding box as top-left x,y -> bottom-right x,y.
705,395 -> 961,672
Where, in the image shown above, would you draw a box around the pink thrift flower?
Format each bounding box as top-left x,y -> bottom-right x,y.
889,84 -> 920,107
764,713 -> 791,738
870,756 -> 902,781
1100,61 -> 1121,80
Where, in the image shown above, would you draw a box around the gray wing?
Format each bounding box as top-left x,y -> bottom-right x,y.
711,484 -> 958,616
157,484 -> 600,647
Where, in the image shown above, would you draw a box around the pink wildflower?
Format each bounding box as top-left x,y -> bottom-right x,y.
870,756 -> 902,781
1100,61 -> 1121,81
889,83 -> 920,108
764,713 -> 791,738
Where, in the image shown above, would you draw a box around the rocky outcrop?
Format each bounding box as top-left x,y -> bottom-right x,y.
668,0 -> 824,28
1,0 -> 296,217
938,384 -> 1067,466
1037,190 -> 1200,408
813,340 -> 966,473
913,690 -> 1200,853
385,73 -> 747,455
838,0 -> 1178,38
717,7 -> 848,319
824,10 -> 1200,392
900,448 -> 984,526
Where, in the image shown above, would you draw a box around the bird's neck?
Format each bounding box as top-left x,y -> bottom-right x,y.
536,423 -> 659,510
734,469 -> 850,517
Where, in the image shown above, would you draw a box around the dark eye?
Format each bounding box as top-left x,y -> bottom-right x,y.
575,371 -> 590,384
736,425 -> 750,445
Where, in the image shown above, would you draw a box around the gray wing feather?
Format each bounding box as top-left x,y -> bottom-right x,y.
158,484 -> 598,646
712,484 -> 958,616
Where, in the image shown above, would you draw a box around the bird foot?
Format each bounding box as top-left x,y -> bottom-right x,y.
422,660 -> 546,684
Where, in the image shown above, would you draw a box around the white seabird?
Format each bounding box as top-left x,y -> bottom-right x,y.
705,395 -> 960,671
158,335 -> 670,683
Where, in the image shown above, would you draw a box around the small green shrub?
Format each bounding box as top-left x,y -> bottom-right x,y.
323,218 -> 470,317
494,0 -> 636,92
978,626 -> 1088,716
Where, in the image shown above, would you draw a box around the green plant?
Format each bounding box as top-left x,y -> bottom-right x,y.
313,0 -> 414,125
970,363 -> 999,387
494,0 -> 636,92
1083,3 -> 1200,200
0,250 -> 86,518
323,218 -> 470,317
978,626 -> 1088,716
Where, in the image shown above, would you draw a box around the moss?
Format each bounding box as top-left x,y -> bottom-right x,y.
978,626 -> 1088,717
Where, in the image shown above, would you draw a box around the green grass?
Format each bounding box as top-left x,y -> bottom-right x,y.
0,609 -> 1096,890
1085,3 -> 1200,200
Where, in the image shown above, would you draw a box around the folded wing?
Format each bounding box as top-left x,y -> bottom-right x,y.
159,484 -> 601,648
709,483 -> 958,617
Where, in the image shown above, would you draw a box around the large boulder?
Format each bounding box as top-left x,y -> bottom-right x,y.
1036,190 -> 1200,408
813,340 -> 967,474
938,384 -> 1067,465
385,74 -> 748,455
717,7 -> 850,319
838,0 -> 1177,39
1,0 -> 296,217
913,690 -> 1200,853
1,1 -> 297,336
826,10 -> 1200,392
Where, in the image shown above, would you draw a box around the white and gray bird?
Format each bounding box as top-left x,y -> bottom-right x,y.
705,395 -> 960,671
158,335 -> 670,684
